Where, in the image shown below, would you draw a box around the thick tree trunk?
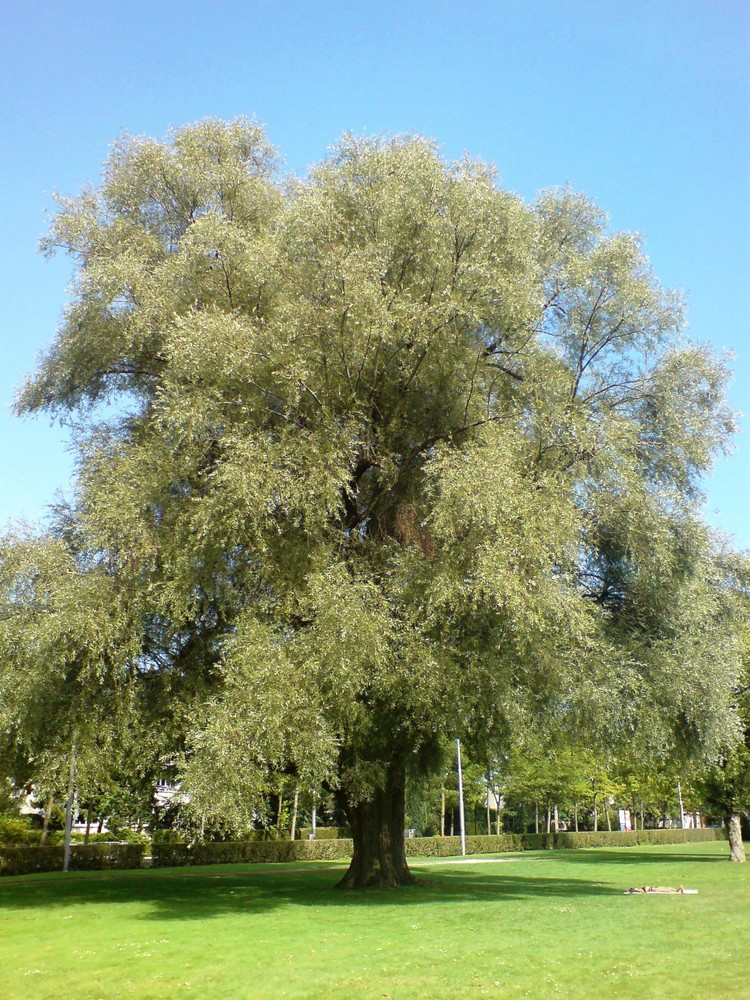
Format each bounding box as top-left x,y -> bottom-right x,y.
336,764 -> 415,889
726,814 -> 746,863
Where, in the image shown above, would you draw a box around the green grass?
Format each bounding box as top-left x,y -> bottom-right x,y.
1,841 -> 748,998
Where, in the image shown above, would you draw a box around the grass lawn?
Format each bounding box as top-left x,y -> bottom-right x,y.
1,840 -> 748,998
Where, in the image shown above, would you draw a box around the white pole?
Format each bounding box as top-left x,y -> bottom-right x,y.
311,793 -> 317,839
63,737 -> 77,872
677,780 -> 685,829
456,739 -> 466,856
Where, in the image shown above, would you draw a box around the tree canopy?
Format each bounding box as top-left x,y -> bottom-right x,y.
3,118 -> 744,885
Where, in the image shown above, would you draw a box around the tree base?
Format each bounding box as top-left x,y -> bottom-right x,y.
335,858 -> 417,890
336,760 -> 416,889
727,813 -> 746,863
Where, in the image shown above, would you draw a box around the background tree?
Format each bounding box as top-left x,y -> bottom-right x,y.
12,119 -> 742,887
700,552 -> 750,861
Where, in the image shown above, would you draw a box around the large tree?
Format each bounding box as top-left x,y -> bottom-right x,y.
700,552 -> 750,861
13,119 -> 742,886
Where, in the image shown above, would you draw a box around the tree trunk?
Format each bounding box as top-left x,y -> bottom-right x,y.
290,786 -> 299,841
40,791 -> 54,846
593,793 -> 598,833
726,814 -> 746,863
574,802 -> 579,833
336,763 -> 415,889
534,802 -> 539,835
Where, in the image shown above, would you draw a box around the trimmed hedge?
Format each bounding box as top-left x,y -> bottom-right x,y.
2,828 -> 718,875
405,833 -> 555,856
151,827 -> 724,869
0,843 -> 146,877
554,828 -> 724,849
151,838 -> 352,868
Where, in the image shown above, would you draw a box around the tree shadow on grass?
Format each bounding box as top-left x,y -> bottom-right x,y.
0,863 -> 619,922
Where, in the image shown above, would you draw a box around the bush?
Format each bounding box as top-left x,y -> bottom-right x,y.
151,829 -> 186,845
151,838 -> 353,867
554,828 -> 724,849
146,827 -> 724,871
298,827 -> 350,841
0,816 -> 40,846
0,843 -> 146,877
70,831 -> 120,844
405,833 -> 555,857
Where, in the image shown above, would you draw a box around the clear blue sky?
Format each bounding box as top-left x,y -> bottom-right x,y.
1,1 -> 748,547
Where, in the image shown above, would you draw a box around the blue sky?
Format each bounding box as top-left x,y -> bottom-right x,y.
1,0 -> 748,547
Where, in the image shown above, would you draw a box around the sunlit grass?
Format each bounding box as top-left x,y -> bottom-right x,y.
1,841 -> 747,998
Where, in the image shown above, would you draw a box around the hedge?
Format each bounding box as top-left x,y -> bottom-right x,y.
0,843 -> 146,877
405,833 -> 555,856
554,828 -> 725,849
152,827 -> 724,869
151,838 -> 353,867
3,828 -> 722,875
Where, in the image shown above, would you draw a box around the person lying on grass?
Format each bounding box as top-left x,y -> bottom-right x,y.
626,886 -> 697,894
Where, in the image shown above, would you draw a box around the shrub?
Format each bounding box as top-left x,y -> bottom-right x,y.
151,829 -> 186,845
0,843 -> 145,877
147,827 -> 723,870
0,816 -> 40,846
298,827 -> 350,841
70,831 -> 122,844
151,838 -> 353,867
555,828 -> 724,849
405,833 -> 554,857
